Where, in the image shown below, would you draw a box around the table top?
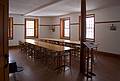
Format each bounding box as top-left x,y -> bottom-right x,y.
40,38 -> 80,45
22,39 -> 73,52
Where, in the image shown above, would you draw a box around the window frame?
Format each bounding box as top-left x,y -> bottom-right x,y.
25,18 -> 38,39
8,17 -> 13,40
60,17 -> 70,40
79,14 -> 95,41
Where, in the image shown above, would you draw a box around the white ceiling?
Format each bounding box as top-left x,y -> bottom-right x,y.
9,0 -> 120,16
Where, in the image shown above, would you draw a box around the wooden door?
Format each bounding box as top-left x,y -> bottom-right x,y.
0,0 -> 9,81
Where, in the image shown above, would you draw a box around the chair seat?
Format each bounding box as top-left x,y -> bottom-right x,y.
9,61 -> 24,73
9,62 -> 17,73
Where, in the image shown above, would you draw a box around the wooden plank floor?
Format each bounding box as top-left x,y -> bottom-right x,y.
9,48 -> 120,81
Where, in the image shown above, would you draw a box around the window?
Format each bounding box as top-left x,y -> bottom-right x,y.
8,17 -> 13,40
60,18 -> 70,39
86,15 -> 95,40
64,20 -> 70,37
79,14 -> 95,41
25,18 -> 38,39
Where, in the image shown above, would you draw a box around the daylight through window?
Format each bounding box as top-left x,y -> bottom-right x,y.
25,18 -> 38,38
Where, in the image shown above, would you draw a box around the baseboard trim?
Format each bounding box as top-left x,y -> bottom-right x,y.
96,51 -> 120,59
9,45 -> 19,49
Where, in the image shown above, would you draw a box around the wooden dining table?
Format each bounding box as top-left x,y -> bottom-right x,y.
20,39 -> 74,71
39,38 -> 81,57
40,38 -> 81,45
24,39 -> 73,52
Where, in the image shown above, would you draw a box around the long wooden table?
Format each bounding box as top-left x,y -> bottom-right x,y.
39,38 -> 81,57
40,38 -> 80,46
25,39 -> 72,52
19,39 -> 73,71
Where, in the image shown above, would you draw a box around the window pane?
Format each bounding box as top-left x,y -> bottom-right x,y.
64,19 -> 70,38
86,17 -> 94,39
26,20 -> 35,37
64,29 -> 69,37
26,21 -> 34,28
64,20 -> 69,29
26,28 -> 34,36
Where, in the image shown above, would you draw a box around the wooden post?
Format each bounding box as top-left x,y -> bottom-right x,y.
80,0 -> 86,74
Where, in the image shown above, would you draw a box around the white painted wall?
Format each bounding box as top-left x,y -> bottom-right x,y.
88,6 -> 120,55
39,17 -> 53,38
9,15 -> 24,46
51,13 -> 80,41
9,15 -> 53,46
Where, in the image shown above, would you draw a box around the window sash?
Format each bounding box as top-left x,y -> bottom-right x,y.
86,16 -> 95,40
64,29 -> 69,37
64,19 -> 70,38
26,21 -> 34,28
60,18 -> 70,39
79,14 -> 95,41
25,18 -> 38,39
26,28 -> 34,36
64,20 -> 69,29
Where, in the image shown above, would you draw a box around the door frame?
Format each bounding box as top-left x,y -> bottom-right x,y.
0,0 -> 9,81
